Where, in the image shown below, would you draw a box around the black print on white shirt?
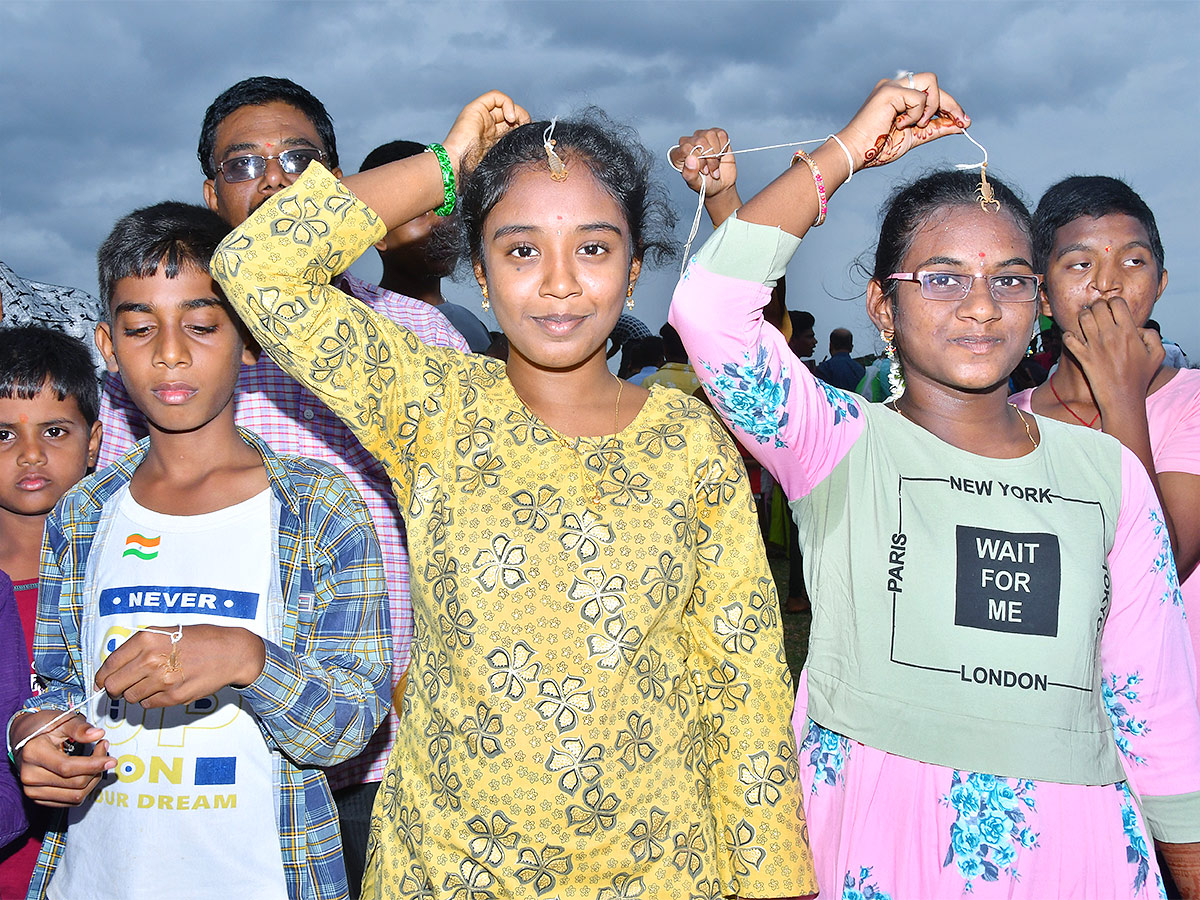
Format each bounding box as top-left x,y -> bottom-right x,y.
954,525 -> 1060,636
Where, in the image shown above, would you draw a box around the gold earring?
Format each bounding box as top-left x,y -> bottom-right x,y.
481,285 -> 489,312
625,285 -> 635,311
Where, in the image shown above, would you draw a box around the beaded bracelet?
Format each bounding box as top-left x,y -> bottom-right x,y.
790,149 -> 827,227
425,143 -> 456,217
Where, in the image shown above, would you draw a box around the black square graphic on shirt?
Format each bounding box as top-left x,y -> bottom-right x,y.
954,525 -> 1060,636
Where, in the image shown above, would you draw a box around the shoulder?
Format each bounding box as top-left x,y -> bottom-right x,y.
274,454 -> 363,503
1150,367 -> 1200,409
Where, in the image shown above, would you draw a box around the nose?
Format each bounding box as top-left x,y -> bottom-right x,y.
153,324 -> 191,369
15,432 -> 45,466
539,250 -> 582,301
957,275 -> 1002,322
1091,258 -> 1122,295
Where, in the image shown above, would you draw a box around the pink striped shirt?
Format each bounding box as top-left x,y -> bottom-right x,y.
96,272 -> 468,787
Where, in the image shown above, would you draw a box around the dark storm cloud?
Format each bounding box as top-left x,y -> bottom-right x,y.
1,0 -> 1197,354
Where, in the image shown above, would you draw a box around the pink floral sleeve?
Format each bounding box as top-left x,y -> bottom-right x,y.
668,217 -> 865,500
1102,447 -> 1200,839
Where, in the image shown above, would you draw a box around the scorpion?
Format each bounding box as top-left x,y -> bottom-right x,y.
976,162 -> 1002,213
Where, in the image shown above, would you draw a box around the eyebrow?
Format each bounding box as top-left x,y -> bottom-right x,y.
219,136 -> 320,159
112,297 -> 223,316
491,221 -> 625,240
0,417 -> 76,429
915,255 -> 1033,270
1054,239 -> 1152,260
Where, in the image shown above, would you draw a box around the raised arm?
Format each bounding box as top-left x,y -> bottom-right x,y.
212,93 -> 529,499
670,75 -> 967,498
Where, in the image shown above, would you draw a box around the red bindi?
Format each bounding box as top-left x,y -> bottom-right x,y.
1104,246 -> 1111,253
978,252 -> 986,259
18,413 -> 28,424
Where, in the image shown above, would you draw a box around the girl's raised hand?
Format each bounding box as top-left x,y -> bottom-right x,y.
443,91 -> 531,178
837,72 -> 969,172
671,127 -> 738,199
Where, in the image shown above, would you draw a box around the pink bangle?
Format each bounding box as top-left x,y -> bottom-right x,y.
791,149 -> 827,227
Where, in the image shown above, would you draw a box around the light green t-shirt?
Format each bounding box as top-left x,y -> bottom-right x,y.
794,402 -> 1125,785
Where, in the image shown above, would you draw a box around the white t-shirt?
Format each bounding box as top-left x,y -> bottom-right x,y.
51,487 -> 287,900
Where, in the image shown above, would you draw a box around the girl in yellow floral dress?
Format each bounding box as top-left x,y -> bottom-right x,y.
213,92 -> 814,900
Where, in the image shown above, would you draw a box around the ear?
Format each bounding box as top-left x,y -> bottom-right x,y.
866,278 -> 895,334
331,166 -> 344,180
241,340 -> 260,367
473,260 -> 487,293
627,257 -> 643,293
1039,285 -> 1053,321
203,178 -> 220,214
87,420 -> 103,470
94,322 -> 119,374
1155,268 -> 1169,303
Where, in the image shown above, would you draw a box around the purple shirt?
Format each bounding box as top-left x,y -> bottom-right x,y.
0,570 -> 30,848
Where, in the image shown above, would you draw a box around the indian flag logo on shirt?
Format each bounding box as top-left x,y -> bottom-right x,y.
123,533 -> 160,560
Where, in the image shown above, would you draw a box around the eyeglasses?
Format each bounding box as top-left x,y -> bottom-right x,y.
888,271 -> 1043,303
215,148 -> 326,183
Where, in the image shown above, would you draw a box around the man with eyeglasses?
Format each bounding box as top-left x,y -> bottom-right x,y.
94,76 -> 468,898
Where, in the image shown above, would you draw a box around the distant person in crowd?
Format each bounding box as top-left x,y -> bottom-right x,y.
359,140 -> 493,352
815,326 -> 866,391
605,310 -> 652,361
213,90 -> 813,898
0,327 -> 101,897
1031,320 -> 1063,373
789,310 -> 819,375
618,335 -> 665,383
642,322 -> 703,396
1146,319 -> 1189,369
0,262 -> 104,374
94,75 -> 467,897
1013,175 -> 1200,719
673,77 -> 1200,897
11,202 -> 390,900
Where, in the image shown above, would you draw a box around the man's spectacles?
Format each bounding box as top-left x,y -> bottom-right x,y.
215,148 -> 326,183
887,271 -> 1043,303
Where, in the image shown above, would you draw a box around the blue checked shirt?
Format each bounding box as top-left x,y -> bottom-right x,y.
24,428 -> 391,900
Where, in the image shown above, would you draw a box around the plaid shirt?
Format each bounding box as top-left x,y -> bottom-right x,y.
96,274 -> 466,789
26,429 -> 391,900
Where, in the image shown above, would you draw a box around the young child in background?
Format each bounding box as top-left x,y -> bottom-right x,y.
7,202 -> 392,900
0,326 -> 101,898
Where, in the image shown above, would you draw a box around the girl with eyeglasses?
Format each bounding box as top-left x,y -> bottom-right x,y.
212,92 -> 816,899
670,74 -> 1200,898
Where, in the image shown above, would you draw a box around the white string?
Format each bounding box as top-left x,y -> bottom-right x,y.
668,128 -> 992,279
953,130 -> 989,171
543,117 -> 557,148
9,624 -> 184,761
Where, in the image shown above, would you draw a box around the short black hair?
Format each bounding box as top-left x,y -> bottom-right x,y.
97,202 -> 231,313
459,108 -> 677,270
1032,175 -> 1164,276
198,76 -> 338,179
659,322 -> 687,363
0,326 -> 99,425
789,310 -> 815,333
360,140 -> 427,173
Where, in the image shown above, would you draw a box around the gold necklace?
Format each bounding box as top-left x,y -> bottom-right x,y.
888,400 -> 1039,451
553,374 -> 624,504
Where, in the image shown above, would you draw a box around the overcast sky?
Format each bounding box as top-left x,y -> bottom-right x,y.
2,0 -> 1197,360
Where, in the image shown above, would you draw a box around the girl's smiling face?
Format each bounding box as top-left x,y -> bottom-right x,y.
474,164 -> 640,374
869,204 -> 1040,397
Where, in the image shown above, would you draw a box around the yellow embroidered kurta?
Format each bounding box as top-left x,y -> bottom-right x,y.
213,165 -> 815,899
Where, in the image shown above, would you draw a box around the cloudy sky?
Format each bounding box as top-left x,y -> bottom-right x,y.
2,0 -> 1197,360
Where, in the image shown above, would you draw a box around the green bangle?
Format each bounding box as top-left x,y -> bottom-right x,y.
426,143 -> 456,216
